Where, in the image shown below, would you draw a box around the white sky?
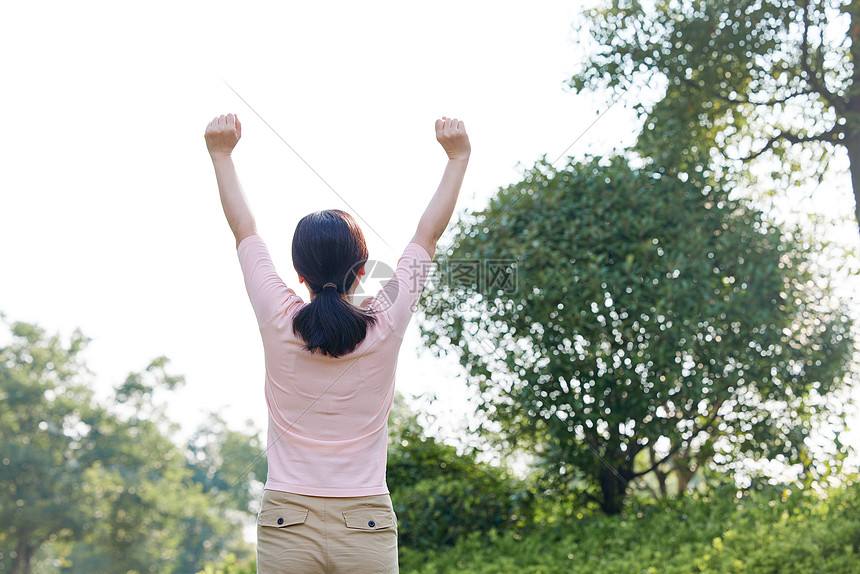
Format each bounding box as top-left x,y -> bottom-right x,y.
1,1 -> 857,456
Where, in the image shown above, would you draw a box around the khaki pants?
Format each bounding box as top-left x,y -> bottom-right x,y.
256,489 -> 399,574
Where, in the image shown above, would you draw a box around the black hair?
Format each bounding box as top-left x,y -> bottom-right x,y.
291,209 -> 377,357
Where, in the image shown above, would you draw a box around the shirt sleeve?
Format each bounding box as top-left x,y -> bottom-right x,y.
367,242 -> 434,338
237,235 -> 303,328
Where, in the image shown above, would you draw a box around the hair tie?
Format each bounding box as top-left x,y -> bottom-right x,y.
322,283 -> 338,291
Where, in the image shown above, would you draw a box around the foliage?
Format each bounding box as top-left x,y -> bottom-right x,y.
0,321 -> 99,573
400,479 -> 860,573
419,156 -> 854,514
0,319 -> 259,574
569,0 -> 860,231
196,553 -> 256,574
186,412 -> 267,513
387,396 -> 531,550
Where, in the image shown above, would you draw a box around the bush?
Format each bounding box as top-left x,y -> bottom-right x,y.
387,430 -> 530,550
399,480 -> 860,573
196,553 -> 255,574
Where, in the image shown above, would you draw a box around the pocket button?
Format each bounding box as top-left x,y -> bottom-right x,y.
277,517 -> 284,525
368,520 -> 376,528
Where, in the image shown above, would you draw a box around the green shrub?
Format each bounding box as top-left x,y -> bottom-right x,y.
387,431 -> 530,550
195,553 -> 255,574
399,481 -> 860,573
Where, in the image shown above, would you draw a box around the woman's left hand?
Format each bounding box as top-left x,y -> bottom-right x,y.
205,114 -> 242,158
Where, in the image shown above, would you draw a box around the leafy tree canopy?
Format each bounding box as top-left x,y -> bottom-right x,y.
570,0 -> 860,231
0,319 -> 260,574
420,156 -> 854,514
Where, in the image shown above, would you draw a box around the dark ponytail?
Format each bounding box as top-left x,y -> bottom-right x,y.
291,210 -> 377,357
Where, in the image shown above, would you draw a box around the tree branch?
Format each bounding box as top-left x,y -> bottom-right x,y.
584,491 -> 603,505
680,77 -> 813,107
632,442 -> 679,479
800,0 -> 844,112
737,125 -> 843,162
631,401 -> 723,479
636,475 -> 661,498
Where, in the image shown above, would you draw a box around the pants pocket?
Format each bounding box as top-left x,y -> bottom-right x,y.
256,498 -> 321,574
342,507 -> 396,531
257,506 -> 309,528
334,502 -> 399,573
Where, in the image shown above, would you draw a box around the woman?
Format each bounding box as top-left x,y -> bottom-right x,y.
204,113 -> 470,573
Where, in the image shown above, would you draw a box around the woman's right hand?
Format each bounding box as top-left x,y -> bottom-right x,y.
435,117 -> 470,161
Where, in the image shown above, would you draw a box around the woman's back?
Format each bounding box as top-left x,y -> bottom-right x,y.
238,235 -> 431,496
205,112 -> 469,573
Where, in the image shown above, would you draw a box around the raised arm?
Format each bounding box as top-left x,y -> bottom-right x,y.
205,114 -> 257,248
411,117 -> 471,257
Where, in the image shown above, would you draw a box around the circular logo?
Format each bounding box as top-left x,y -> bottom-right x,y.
347,258 -> 397,310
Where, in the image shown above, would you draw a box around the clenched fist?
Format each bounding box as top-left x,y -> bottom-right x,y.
435,116 -> 470,161
205,114 -> 242,158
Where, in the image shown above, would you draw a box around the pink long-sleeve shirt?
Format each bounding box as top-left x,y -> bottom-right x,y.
237,235 -> 432,497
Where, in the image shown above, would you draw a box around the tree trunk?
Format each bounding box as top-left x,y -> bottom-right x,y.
649,446 -> 668,497
846,111 -> 860,235
655,468 -> 668,498
598,466 -> 630,515
10,527 -> 37,574
675,463 -> 696,495
847,1 -> 860,236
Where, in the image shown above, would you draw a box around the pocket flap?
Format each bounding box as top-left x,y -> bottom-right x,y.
342,508 -> 396,530
258,507 -> 308,528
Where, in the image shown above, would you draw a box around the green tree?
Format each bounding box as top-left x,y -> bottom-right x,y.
0,320 -> 257,573
186,413 -> 267,515
58,359 -> 245,574
0,320 -> 107,574
182,414 -> 266,571
419,156 -> 853,514
570,0 -> 860,232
